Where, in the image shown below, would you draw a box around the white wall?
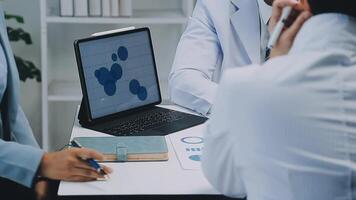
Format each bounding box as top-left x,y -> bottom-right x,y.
2,0 -> 42,143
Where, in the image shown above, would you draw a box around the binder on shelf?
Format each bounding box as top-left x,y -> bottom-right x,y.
110,0 -> 120,17
119,0 -> 132,17
102,0 -> 111,17
89,0 -> 102,16
60,0 -> 74,17
74,0 -> 89,17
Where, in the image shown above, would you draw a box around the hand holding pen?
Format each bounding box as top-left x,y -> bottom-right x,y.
70,140 -> 111,180
39,145 -> 113,182
267,0 -> 312,59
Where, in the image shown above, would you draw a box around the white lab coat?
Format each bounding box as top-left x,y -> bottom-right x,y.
169,0 -> 271,116
202,14 -> 356,200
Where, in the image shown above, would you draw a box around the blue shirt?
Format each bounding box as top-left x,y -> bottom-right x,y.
0,42 -> 6,102
0,7 -> 44,188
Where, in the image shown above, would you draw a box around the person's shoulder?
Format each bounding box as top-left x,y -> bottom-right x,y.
267,52 -> 345,85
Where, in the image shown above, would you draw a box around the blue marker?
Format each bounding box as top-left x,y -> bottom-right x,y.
70,140 -> 108,177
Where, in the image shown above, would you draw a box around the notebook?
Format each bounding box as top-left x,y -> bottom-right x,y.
73,136 -> 168,162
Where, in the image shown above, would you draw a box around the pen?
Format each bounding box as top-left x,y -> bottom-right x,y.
70,140 -> 108,178
266,6 -> 293,58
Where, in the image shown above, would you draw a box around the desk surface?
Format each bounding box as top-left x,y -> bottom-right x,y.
58,105 -> 219,196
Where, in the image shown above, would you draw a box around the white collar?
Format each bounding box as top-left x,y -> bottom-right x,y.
231,0 -> 271,25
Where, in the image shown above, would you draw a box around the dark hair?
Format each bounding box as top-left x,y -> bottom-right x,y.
308,0 -> 356,18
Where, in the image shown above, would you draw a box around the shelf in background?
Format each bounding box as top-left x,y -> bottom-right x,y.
48,80 -> 82,102
47,9 -> 188,24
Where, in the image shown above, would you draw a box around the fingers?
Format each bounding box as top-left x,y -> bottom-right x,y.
71,167 -> 104,179
284,11 -> 312,41
268,10 -> 311,58
65,176 -> 97,182
75,159 -> 99,171
294,0 -> 311,11
70,153 -> 113,175
40,149 -> 109,182
72,148 -> 105,161
273,0 -> 299,7
100,165 -> 113,174
271,0 -> 298,23
68,149 -> 112,179
269,0 -> 300,32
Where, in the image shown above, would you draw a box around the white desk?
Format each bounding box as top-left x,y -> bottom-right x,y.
58,105 -> 219,196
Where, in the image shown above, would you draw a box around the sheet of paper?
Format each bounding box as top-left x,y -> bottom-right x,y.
58,161 -> 218,196
169,124 -> 205,170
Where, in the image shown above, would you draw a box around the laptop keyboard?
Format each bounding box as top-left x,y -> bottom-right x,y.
103,109 -> 185,136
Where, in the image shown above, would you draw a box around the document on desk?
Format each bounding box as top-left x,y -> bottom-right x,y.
169,124 -> 205,170
58,160 -> 218,196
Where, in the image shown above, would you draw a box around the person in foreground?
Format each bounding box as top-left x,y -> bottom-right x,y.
0,7 -> 112,200
202,0 -> 356,200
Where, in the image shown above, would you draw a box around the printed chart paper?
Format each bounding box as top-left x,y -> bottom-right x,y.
169,124 -> 205,170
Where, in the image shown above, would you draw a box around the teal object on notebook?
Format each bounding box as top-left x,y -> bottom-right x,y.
73,136 -> 169,162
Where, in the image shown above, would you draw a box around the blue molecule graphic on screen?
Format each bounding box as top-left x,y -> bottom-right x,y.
138,87 -> 148,101
118,46 -> 128,61
111,63 -> 123,80
112,53 -> 118,62
95,46 -> 128,96
129,79 -> 148,101
94,67 -> 119,96
129,79 -> 140,95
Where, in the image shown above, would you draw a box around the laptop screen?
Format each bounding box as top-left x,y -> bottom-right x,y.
77,29 -> 161,119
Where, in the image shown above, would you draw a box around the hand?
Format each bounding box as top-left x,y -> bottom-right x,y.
268,0 -> 312,58
39,148 -> 113,182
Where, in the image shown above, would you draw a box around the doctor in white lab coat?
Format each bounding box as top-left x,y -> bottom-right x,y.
202,0 -> 356,199
169,0 -> 272,116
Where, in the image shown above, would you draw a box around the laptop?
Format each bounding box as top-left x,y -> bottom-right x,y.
74,27 -> 207,137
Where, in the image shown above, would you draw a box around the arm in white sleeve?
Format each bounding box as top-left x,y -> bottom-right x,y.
169,0 -> 222,116
201,64 -> 265,198
203,65 -> 349,199
201,72 -> 247,198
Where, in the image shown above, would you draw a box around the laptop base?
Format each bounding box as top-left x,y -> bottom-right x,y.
79,100 -> 207,136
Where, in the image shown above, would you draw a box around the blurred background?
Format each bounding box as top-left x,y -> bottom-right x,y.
1,0 -> 196,151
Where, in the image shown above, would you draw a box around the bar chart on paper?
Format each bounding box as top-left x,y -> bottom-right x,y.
169,125 -> 205,170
